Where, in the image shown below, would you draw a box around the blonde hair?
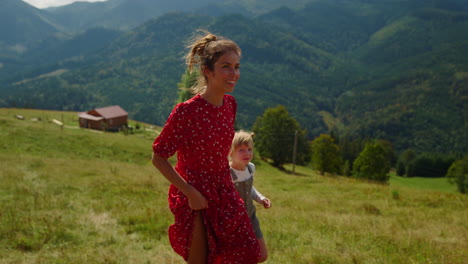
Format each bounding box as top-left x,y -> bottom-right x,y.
185,30 -> 241,94
229,130 -> 254,158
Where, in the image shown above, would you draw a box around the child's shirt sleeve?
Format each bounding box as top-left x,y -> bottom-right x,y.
251,186 -> 266,204
249,163 -> 266,203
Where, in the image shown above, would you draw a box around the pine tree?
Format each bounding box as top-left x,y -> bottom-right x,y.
177,69 -> 199,103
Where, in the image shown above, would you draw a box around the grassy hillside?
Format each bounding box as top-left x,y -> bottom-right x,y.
0,108 -> 466,263
390,173 -> 456,193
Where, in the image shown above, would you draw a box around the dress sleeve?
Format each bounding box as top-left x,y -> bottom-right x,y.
152,103 -> 188,158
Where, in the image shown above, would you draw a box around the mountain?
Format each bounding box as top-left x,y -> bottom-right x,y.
338,0 -> 468,154
0,25 -> 122,83
0,0 -> 62,56
258,0 -> 468,154
44,0 -> 228,32
43,0 -> 316,32
0,12 -> 335,135
25,27 -> 123,64
0,0 -> 467,155
0,0 -> 123,82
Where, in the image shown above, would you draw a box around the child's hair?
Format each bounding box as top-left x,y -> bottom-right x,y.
185,29 -> 241,94
230,130 -> 254,158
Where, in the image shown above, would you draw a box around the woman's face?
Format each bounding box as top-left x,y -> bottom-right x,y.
204,50 -> 240,94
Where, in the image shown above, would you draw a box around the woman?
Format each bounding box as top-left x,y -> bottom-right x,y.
152,31 -> 260,264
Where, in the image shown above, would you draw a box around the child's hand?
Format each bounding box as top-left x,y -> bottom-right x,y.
261,198 -> 271,209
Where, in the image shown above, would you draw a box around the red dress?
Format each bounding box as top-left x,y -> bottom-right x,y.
153,94 -> 260,264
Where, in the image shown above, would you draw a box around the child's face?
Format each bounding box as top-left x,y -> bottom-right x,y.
232,144 -> 253,166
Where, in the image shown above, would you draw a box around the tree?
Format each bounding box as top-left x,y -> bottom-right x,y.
407,153 -> 455,178
252,105 -> 310,168
311,134 -> 342,175
352,141 -> 391,183
336,134 -> 366,173
446,155 -> 468,194
177,69 -> 199,103
376,139 -> 396,166
396,148 -> 417,176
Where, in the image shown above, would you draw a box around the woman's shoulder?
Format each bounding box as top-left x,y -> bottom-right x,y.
224,94 -> 236,103
177,94 -> 203,110
167,96 -> 202,122
177,94 -> 236,112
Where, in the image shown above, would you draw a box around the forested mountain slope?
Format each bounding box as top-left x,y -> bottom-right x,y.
2,13 -> 337,135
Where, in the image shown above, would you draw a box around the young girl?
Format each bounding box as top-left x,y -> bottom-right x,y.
230,130 -> 272,263
152,31 -> 260,264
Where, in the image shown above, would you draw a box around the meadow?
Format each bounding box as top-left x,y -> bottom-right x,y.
0,108 -> 466,264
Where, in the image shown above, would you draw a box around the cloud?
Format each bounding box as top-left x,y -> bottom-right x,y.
22,0 -> 108,9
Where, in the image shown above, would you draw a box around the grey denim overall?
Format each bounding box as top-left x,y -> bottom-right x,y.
230,164 -> 263,238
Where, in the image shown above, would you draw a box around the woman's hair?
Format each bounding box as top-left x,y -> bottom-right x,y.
229,130 -> 254,158
185,30 -> 241,94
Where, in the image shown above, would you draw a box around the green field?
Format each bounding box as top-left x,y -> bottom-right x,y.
389,174 -> 457,193
1,108 -> 467,264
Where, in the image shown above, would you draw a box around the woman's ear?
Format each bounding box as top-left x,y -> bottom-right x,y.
203,66 -> 213,79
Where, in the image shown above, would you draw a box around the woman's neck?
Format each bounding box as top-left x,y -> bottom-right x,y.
201,88 -> 224,106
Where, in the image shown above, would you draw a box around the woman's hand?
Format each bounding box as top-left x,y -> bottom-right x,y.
186,186 -> 208,210
152,154 -> 208,210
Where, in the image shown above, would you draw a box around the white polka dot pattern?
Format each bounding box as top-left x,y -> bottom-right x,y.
153,94 -> 260,263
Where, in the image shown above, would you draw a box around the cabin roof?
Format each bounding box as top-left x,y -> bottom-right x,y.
90,105 -> 128,119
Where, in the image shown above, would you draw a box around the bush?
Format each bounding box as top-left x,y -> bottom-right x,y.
446,155 -> 468,194
352,141 -> 390,183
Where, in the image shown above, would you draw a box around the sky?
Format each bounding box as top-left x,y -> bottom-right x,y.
22,0 -> 108,9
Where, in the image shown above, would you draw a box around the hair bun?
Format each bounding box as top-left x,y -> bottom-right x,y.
205,34 -> 217,42
194,34 -> 218,58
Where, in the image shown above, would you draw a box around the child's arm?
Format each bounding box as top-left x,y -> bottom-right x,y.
252,186 -> 271,208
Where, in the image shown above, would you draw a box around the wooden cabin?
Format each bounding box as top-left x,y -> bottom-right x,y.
78,105 -> 128,131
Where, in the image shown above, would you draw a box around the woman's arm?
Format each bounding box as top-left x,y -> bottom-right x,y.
152,153 -> 208,210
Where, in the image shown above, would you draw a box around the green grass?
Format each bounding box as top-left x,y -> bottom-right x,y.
1,108 -> 467,264
389,173 -> 457,193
